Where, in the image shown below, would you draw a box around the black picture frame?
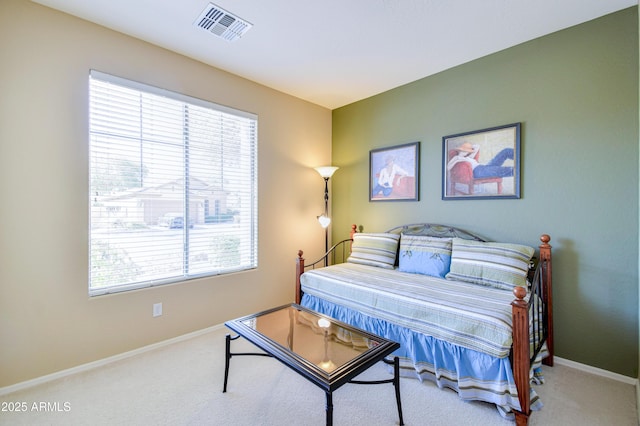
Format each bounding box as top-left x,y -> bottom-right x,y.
370,141 -> 420,202
442,123 -> 521,200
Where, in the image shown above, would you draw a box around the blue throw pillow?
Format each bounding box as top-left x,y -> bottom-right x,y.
398,234 -> 452,278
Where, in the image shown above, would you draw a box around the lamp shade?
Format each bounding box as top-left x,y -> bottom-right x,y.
314,166 -> 339,179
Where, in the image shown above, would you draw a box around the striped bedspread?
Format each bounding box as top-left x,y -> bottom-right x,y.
300,262 -> 525,358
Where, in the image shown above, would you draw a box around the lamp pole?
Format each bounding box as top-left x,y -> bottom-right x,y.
322,177 -> 330,261
314,166 -> 339,267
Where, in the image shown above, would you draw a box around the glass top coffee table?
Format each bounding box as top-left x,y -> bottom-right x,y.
223,303 -> 404,426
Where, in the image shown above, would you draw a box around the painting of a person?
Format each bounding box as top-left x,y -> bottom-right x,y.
447,142 -> 514,178
372,156 -> 409,197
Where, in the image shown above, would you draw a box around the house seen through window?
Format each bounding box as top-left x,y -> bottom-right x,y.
88,70 -> 258,295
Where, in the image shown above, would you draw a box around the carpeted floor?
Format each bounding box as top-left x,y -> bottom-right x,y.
0,325 -> 637,425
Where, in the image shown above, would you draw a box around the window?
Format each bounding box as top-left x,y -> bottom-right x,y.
89,70 -> 258,296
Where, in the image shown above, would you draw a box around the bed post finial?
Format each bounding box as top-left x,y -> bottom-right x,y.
540,234 -> 550,247
513,285 -> 527,301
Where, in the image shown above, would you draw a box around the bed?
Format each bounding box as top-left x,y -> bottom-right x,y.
294,223 -> 553,425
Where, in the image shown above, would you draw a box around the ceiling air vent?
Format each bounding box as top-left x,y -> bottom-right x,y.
194,3 -> 253,42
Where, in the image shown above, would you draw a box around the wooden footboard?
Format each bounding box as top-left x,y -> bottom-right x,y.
511,234 -> 553,425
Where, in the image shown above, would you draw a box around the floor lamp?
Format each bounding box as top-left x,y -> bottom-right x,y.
314,166 -> 339,266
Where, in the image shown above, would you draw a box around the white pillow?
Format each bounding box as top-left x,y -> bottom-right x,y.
445,238 -> 534,290
347,233 -> 400,269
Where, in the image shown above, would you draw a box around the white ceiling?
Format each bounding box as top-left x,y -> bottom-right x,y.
33,0 -> 637,109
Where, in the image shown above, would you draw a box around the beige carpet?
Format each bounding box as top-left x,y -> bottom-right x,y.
0,325 -> 637,425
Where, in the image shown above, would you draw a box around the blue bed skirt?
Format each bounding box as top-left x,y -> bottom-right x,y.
301,293 -> 543,419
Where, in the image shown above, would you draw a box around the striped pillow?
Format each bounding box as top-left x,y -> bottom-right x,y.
347,233 -> 400,269
445,238 -> 534,291
398,234 -> 452,278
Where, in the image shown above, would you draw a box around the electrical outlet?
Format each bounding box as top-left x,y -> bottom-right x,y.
153,303 -> 162,317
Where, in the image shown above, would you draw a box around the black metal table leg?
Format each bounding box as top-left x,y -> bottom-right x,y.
393,356 -> 404,426
223,334 -> 237,393
222,333 -> 273,393
325,391 -> 333,426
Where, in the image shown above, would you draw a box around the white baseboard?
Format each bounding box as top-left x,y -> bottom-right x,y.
554,356 -> 638,386
637,381 -> 640,423
0,323 -> 225,396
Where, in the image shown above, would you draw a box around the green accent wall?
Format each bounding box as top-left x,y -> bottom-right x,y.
332,8 -> 639,376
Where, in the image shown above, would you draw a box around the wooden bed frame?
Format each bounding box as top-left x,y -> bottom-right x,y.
295,223 -> 553,426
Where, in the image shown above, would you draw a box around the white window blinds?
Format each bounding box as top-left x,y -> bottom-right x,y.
89,70 -> 258,296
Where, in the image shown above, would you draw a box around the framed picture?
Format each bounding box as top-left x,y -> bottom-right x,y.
442,122 -> 521,200
370,141 -> 420,202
